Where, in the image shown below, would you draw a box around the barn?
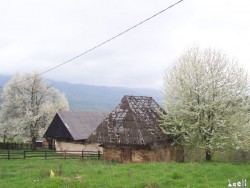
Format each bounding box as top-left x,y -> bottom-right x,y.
88,95 -> 179,163
44,111 -> 108,152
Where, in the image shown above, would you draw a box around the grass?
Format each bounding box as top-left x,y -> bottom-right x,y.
0,159 -> 250,188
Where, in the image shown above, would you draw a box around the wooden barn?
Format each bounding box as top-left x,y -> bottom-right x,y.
44,111 -> 108,152
88,95 -> 177,163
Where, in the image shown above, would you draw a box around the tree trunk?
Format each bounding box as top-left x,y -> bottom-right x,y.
174,145 -> 185,162
205,148 -> 212,161
31,137 -> 37,150
3,130 -> 7,143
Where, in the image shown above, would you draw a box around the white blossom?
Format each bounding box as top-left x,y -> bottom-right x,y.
0,72 -> 69,144
161,46 -> 250,160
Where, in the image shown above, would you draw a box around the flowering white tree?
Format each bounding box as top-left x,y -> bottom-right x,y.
0,72 -> 69,149
161,47 -> 250,160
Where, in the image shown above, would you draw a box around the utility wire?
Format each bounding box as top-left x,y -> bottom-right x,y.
41,0 -> 183,74
1,0 -> 183,88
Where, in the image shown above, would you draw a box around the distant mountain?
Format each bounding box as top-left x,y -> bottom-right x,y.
0,75 -> 12,104
0,75 -> 162,111
0,75 -> 11,87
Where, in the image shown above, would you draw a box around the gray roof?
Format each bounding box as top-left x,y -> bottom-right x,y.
88,96 -> 171,146
58,111 -> 108,140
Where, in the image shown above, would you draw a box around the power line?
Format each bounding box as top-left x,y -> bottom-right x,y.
41,0 -> 183,75
1,0 -> 183,88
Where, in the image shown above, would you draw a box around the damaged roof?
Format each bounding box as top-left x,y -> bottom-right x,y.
44,111 -> 108,140
88,95 -> 170,146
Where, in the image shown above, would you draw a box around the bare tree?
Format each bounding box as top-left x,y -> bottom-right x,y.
0,72 -> 69,149
161,46 -> 250,161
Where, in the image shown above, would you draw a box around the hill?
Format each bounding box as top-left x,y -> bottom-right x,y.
0,75 -> 162,111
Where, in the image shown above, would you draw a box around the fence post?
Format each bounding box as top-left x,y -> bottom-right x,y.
64,151 -> 66,159
45,150 -> 47,160
82,149 -> 84,159
24,151 -> 26,159
98,150 -> 101,160
8,150 -> 10,160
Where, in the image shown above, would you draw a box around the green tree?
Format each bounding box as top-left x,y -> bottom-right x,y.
0,72 -> 69,149
161,47 -> 250,161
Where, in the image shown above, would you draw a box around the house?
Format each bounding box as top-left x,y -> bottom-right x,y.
44,111 -> 108,152
87,95 -> 176,163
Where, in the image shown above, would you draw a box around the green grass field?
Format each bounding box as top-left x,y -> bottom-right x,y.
0,159 -> 249,188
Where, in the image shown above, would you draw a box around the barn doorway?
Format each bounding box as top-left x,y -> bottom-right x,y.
121,148 -> 132,163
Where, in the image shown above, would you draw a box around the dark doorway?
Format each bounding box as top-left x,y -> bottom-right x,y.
121,148 -> 132,163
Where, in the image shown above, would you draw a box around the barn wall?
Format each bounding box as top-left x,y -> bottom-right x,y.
103,147 -> 122,162
55,140 -> 103,153
133,147 -> 172,162
103,145 -> 174,163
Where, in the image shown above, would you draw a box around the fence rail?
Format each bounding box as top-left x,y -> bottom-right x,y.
0,142 -> 28,150
0,142 -> 55,150
0,150 -> 101,160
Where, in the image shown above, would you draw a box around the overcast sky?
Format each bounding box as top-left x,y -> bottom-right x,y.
0,0 -> 250,89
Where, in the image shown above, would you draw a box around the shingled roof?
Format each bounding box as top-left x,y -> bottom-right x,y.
44,111 -> 108,141
88,96 -> 170,146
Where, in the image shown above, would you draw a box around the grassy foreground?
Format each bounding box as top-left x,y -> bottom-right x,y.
0,159 -> 249,188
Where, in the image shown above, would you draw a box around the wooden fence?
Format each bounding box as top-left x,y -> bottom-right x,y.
0,150 -> 101,160
0,142 -> 30,150
0,142 -> 55,150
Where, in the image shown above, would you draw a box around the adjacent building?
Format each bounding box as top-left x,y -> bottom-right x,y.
44,111 -> 108,152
